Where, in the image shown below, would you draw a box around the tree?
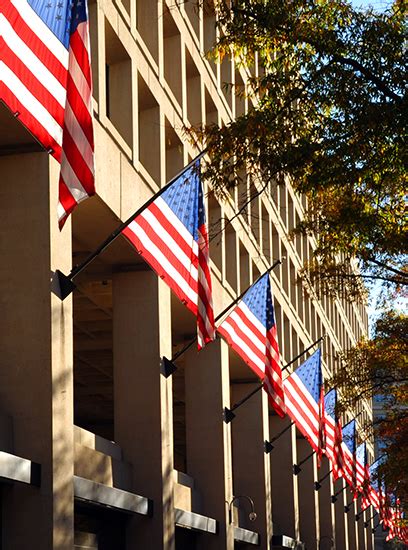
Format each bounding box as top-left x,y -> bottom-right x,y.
331,309 -> 408,506
190,0 -> 407,297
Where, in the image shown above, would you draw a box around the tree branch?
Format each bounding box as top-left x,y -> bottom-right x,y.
329,53 -> 401,101
368,258 -> 408,279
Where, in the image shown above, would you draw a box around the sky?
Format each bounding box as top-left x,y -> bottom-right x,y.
349,0 -> 392,9
350,0 -> 392,11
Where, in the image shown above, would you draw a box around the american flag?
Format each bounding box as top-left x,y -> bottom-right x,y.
340,419 -> 356,491
379,481 -> 392,528
386,496 -> 399,542
284,349 -> 325,458
362,458 -> 382,512
217,272 -> 285,417
0,0 -> 95,227
323,388 -> 343,480
122,160 -> 215,349
355,442 -> 368,499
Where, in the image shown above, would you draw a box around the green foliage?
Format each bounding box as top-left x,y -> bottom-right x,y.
331,310 -> 408,504
191,0 -> 407,293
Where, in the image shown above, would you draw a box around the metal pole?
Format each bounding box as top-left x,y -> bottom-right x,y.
172,258 -> 282,363
281,334 -> 326,373
293,449 -> 315,475
162,259 -> 282,377
224,334 -> 326,423
56,151 -> 206,299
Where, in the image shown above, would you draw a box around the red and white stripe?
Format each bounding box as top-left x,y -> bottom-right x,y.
217,302 -> 285,416
122,195 -> 215,349
368,486 -> 380,511
340,442 -> 356,490
355,453 -> 368,497
324,413 -> 343,480
284,372 -> 323,454
0,0 -> 95,227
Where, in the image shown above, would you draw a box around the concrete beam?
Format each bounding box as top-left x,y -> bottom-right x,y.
73,475 -> 151,516
234,526 -> 260,545
0,451 -> 40,486
175,508 -> 217,534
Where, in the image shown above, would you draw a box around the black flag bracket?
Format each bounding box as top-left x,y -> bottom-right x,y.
293,450 -> 314,475
264,421 -> 294,453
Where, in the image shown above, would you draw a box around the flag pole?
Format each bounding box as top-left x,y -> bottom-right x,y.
364,511 -> 378,528
264,421 -> 294,453
345,492 -> 361,513
281,334 -> 326,373
315,469 -> 332,490
355,505 -> 368,522
372,520 -> 381,533
331,482 -> 350,502
293,449 -> 315,475
223,334 -> 326,423
296,399 -> 361,475
315,411 -> 368,491
55,151 -> 207,300
162,258 -> 283,377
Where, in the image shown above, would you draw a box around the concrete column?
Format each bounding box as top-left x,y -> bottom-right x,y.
269,417 -> 299,540
363,508 -> 374,550
297,438 -> 319,549
345,488 -> 358,550
113,271 -> 175,550
357,498 -> 366,549
334,478 -> 349,550
184,339 -> 234,550
317,458 -> 335,550
0,153 -> 74,549
231,383 -> 272,549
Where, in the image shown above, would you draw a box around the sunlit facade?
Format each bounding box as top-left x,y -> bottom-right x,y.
0,1 -> 373,548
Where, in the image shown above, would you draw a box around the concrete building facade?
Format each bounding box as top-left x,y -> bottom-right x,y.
0,1 -> 374,548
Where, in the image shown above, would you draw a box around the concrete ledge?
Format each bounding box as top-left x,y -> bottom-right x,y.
272,534 -> 305,548
174,469 -> 195,489
0,450 -> 40,486
234,526 -> 260,545
175,508 -> 217,534
74,426 -> 122,460
73,475 -> 151,516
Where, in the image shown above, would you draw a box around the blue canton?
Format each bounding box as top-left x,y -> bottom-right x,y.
241,273 -> 275,330
295,348 -> 322,403
28,0 -> 88,49
161,161 -> 204,243
342,419 -> 356,454
324,388 -> 337,420
356,442 -> 366,466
